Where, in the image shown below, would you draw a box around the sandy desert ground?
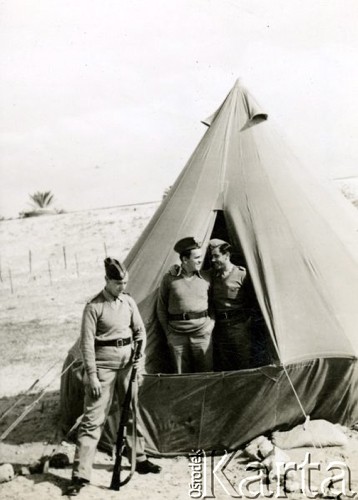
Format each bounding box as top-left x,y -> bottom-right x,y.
1,198 -> 358,500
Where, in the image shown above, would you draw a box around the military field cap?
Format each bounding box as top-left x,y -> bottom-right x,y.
209,238 -> 229,248
104,257 -> 127,280
174,236 -> 201,254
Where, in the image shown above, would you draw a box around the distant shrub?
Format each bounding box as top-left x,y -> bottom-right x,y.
19,190 -> 64,218
29,191 -> 54,209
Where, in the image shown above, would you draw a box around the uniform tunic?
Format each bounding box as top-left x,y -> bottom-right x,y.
81,288 -> 146,375
210,265 -> 251,371
73,288 -> 146,482
157,266 -> 214,373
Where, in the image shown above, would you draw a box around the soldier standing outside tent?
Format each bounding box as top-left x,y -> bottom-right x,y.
157,237 -> 214,373
209,239 -> 251,371
66,258 -> 160,496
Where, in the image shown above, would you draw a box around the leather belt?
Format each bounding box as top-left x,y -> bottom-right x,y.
168,310 -> 208,321
95,337 -> 132,347
216,309 -> 247,321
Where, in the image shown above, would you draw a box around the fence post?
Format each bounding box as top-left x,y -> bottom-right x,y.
29,249 -> 32,274
75,253 -> 79,277
63,246 -> 67,269
8,268 -> 14,294
103,241 -> 107,257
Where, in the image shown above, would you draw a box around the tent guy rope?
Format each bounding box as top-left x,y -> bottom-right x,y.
0,358 -> 78,441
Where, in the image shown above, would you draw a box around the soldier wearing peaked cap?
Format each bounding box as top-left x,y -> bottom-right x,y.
173,236 -> 200,254
67,258 -> 160,496
208,239 -> 251,371
157,237 -> 214,374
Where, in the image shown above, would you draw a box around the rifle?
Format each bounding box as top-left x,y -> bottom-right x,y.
110,339 -> 143,491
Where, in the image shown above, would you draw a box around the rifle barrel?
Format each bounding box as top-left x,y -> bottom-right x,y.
109,339 -> 142,491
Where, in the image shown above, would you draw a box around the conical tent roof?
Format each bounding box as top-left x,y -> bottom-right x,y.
125,79 -> 358,369
61,80 -> 358,454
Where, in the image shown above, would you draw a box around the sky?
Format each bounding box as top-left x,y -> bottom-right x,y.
1,0 -> 358,217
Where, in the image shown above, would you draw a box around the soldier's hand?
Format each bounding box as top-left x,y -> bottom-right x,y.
88,374 -> 102,399
132,352 -> 142,369
169,264 -> 181,276
136,369 -> 144,386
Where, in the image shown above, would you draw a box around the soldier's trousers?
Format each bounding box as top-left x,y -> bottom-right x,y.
72,365 -> 146,481
214,319 -> 251,371
167,322 -> 214,373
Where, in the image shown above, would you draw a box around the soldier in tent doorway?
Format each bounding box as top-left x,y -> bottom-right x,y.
208,239 -> 271,371
157,237 -> 214,374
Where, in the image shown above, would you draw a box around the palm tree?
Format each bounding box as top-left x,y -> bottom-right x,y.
29,191 -> 54,209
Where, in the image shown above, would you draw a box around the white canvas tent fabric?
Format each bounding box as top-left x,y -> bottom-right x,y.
61,80 -> 358,454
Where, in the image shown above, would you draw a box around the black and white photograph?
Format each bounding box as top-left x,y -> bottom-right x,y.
1,1 -> 358,499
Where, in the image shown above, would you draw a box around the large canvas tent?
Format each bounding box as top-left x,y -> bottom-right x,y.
61,80 -> 358,455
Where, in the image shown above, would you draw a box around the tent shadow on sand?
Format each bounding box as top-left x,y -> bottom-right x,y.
60,79 -> 358,456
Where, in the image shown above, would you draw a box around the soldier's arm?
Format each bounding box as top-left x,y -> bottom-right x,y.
156,274 -> 170,332
80,303 -> 98,377
80,303 -> 102,398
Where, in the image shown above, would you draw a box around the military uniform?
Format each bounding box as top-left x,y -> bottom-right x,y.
157,266 -> 214,373
66,259 -> 160,495
72,287 -> 147,482
208,239 -> 251,371
210,264 -> 251,370
157,237 -> 214,374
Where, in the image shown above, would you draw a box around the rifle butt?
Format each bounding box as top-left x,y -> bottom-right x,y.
109,464 -> 121,491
